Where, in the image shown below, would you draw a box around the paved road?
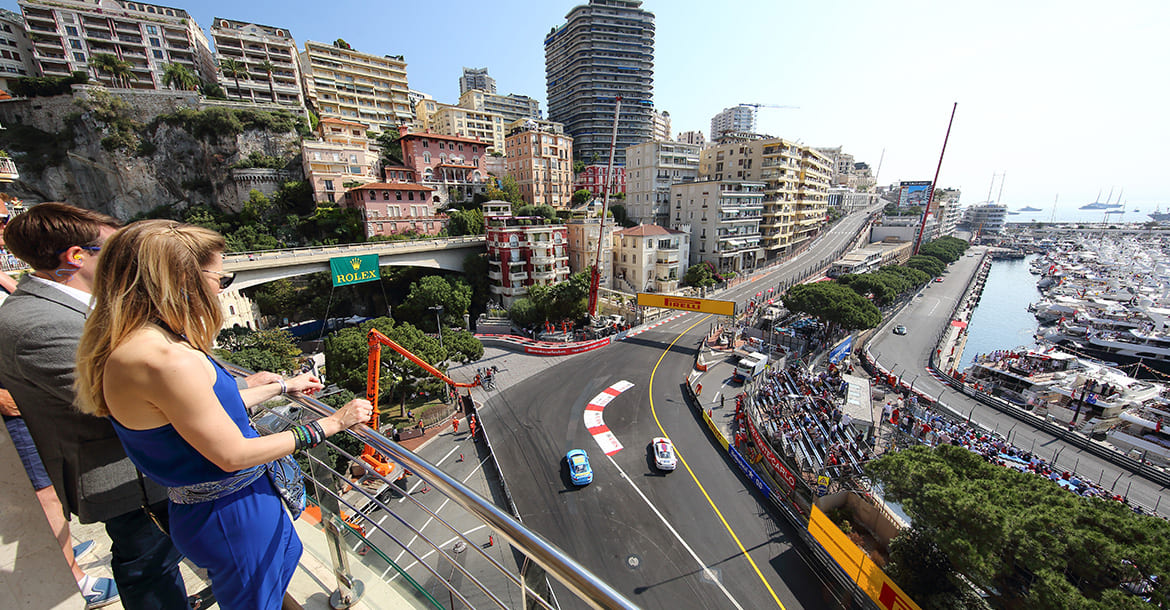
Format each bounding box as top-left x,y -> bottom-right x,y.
868,249 -> 1170,512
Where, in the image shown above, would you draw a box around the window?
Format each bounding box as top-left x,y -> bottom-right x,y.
395,191 -> 402,200
324,180 -> 334,191
408,191 -> 415,201
423,152 -> 431,163
73,52 -> 85,62
70,39 -> 82,49
146,26 -> 157,34
153,50 -> 163,59
150,37 -> 160,46
438,142 -> 445,150
65,26 -> 78,36
382,191 -> 389,201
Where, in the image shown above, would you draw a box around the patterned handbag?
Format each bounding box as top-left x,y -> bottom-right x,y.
267,454 -> 306,520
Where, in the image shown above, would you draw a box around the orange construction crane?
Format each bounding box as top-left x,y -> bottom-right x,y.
361,329 -> 480,476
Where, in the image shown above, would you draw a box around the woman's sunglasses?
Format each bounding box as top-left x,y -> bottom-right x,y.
201,269 -> 236,290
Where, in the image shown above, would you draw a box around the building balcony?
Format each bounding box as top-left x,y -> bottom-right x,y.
0,157 -> 19,182
530,269 -> 557,281
488,269 -> 503,281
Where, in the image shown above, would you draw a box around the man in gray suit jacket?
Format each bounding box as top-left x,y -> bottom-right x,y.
0,203 -> 187,608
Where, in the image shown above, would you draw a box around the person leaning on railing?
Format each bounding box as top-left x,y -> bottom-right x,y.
74,220 -> 373,610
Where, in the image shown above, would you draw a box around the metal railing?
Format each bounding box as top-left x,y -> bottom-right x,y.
224,362 -> 635,609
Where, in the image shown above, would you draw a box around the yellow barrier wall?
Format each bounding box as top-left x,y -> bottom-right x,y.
807,506 -> 921,610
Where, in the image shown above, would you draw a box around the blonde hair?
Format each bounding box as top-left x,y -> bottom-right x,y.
76,220 -> 227,417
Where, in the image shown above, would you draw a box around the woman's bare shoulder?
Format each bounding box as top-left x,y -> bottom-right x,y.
107,328 -> 211,382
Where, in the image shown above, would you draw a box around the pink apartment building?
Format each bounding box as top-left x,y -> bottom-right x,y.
302,118 -> 377,203
504,122 -> 574,208
342,182 -> 444,238
484,203 -> 571,307
574,164 -> 625,198
397,128 -> 491,206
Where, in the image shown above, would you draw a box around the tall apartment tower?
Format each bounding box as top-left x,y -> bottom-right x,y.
710,105 -> 757,141
210,18 -> 304,110
545,0 -> 654,167
459,67 -> 495,94
19,0 -> 215,87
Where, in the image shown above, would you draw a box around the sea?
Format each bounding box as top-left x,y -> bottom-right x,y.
956,254 -> 1043,372
1008,205 -> 1159,225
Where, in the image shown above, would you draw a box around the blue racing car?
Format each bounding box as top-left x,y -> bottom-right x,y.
566,449 -> 593,485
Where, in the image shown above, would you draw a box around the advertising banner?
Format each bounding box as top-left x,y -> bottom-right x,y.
637,293 -> 736,316
898,181 -> 932,210
330,254 -> 381,287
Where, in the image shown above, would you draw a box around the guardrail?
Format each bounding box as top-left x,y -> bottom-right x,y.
222,361 -> 636,609
223,235 -> 486,263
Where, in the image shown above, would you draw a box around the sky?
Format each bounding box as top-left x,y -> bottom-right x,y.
10,0 -> 1169,217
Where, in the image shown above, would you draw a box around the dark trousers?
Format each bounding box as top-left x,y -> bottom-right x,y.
103,502 -> 188,609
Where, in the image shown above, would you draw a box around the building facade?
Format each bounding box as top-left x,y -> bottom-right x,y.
612,224 -> 689,294
564,201 -> 615,290
699,138 -> 833,259
414,97 -> 506,153
301,117 -> 378,204
342,182 -> 443,239
484,203 -> 571,307
670,180 -> 764,276
504,119 -> 573,208
709,105 -> 756,141
210,18 -> 304,109
677,130 -> 706,147
19,0 -> 215,87
0,9 -> 36,92
458,66 -> 495,94
458,88 -> 540,124
963,203 -> 1007,236
398,129 -> 491,206
545,0 -> 654,166
651,109 -> 670,141
574,164 -> 625,197
624,140 -> 700,226
300,40 -> 411,132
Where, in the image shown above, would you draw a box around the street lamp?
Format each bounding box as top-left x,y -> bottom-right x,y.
429,305 -> 444,351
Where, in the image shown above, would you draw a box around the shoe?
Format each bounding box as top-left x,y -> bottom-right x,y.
78,575 -> 119,609
72,540 -> 95,561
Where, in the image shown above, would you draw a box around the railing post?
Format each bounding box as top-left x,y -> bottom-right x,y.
306,443 -> 365,608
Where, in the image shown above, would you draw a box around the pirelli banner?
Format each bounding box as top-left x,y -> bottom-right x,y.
637,293 -> 736,317
808,506 -> 921,610
330,254 -> 381,287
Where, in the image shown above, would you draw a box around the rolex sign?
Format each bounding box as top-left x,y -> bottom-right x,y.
329,254 -> 381,287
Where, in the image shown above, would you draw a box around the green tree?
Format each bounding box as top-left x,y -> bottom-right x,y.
609,204 -> 634,227
905,255 -> 946,277
161,62 -> 198,91
463,253 -> 492,317
324,318 -> 446,418
256,59 -> 278,103
684,262 -> 718,288
573,160 -> 586,175
571,188 -> 592,206
89,53 -> 135,88
214,327 -> 301,374
399,275 -> 472,330
868,444 -> 1170,609
446,208 -> 484,236
198,80 -> 227,99
374,129 -> 402,166
442,328 -> 484,363
514,204 -> 556,220
781,281 -> 881,330
218,58 -> 249,101
333,39 -> 351,50
508,297 -> 541,328
486,176 -> 523,205
249,278 -> 299,318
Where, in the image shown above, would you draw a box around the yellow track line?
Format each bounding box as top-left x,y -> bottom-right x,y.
648,314 -> 786,609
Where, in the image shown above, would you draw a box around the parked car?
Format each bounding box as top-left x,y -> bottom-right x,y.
934,277 -> 945,283
893,325 -> 908,335
566,449 -> 593,485
651,437 -> 677,471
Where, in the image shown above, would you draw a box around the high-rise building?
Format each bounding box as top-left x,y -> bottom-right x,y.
300,40 -> 411,132
0,9 -> 36,92
19,0 -> 215,87
458,66 -> 495,95
651,109 -> 671,141
505,119 -> 573,208
669,180 -> 764,275
709,105 -> 757,141
414,97 -> 506,153
625,140 -> 700,226
210,18 -> 304,109
458,89 -> 540,124
699,138 -> 833,259
545,0 -> 654,166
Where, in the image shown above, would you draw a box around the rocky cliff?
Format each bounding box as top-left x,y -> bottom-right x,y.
0,86 -> 306,220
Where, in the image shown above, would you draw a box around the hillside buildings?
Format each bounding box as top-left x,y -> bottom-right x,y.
545,0 -> 654,166
565,205 -> 614,290
457,88 -> 540,124
670,180 -> 764,276
0,9 -> 35,92
299,39 -> 411,132
458,66 -> 495,94
624,140 -> 700,226
575,165 -> 625,198
19,0 -> 215,87
414,97 -> 506,153
504,119 -> 574,208
676,131 -> 706,147
301,117 -> 377,204
397,129 -> 491,206
342,182 -> 443,239
709,105 -> 756,141
612,224 -> 689,294
699,138 -> 833,259
651,109 -> 671,142
484,202 -> 571,306
209,18 -> 305,110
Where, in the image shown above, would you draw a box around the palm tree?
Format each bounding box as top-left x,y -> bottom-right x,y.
256,59 -> 277,103
89,53 -> 135,88
218,58 -> 248,100
161,62 -> 198,91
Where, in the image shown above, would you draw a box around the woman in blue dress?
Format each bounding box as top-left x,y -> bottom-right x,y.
75,220 -> 373,609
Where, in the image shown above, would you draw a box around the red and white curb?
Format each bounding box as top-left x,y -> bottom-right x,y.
584,380 -> 635,455
622,313 -> 686,339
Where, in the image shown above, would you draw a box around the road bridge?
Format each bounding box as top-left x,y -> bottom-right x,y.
222,236 -> 485,290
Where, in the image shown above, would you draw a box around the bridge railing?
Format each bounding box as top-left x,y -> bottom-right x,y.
223,235 -> 486,263
223,361 -> 636,609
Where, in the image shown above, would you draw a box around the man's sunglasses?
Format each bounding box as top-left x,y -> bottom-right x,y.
201,269 -> 235,290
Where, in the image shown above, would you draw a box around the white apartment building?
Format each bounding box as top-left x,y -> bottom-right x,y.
963,202 -> 1006,236
612,223 -> 689,294
0,9 -> 35,91
565,203 -> 614,289
676,130 -> 706,147
709,105 -> 756,141
415,97 -> 506,154
19,0 -> 215,87
300,40 -> 411,132
458,88 -> 540,124
210,18 -> 304,110
625,140 -> 700,226
670,180 -> 764,276
651,109 -> 671,141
